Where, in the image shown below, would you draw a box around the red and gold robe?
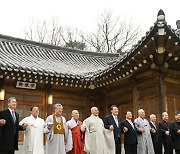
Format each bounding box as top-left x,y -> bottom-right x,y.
67,121 -> 86,154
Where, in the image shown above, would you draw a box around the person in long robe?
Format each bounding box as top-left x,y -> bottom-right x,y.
44,103 -> 68,154
81,107 -> 115,154
19,106 -> 45,154
134,109 -> 155,154
66,110 -> 85,154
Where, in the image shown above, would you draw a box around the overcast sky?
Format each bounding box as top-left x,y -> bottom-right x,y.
0,0 -> 179,39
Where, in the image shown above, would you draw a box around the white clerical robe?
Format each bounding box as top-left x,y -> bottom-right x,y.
19,115 -> 45,154
44,115 -> 68,154
81,114 -> 115,154
65,118 -> 77,152
134,117 -> 155,154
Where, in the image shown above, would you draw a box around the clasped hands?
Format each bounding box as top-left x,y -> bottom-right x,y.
0,119 -> 6,126
22,123 -> 28,129
150,128 -> 156,133
109,125 -> 128,132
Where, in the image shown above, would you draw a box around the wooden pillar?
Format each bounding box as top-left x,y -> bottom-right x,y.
45,84 -> 52,118
132,80 -> 138,118
104,95 -> 109,116
157,73 -> 166,121
100,89 -> 108,117
85,90 -> 90,118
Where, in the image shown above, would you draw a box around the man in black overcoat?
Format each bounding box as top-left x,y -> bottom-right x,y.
149,114 -> 162,154
0,97 -> 27,154
171,111 -> 180,154
122,111 -> 137,154
104,105 -> 127,154
159,112 -> 173,154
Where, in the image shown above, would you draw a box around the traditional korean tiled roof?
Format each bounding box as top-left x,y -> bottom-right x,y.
95,10 -> 180,76
0,34 -> 119,80
91,10 -> 180,88
0,10 -> 180,89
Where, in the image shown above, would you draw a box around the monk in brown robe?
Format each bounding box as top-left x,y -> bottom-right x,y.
66,110 -> 85,154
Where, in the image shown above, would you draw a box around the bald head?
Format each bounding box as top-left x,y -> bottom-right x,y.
138,109 -> 145,119
71,110 -> 79,121
91,107 -> 99,116
72,110 -> 78,114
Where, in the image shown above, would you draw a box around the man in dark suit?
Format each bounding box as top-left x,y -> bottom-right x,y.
0,119 -> 6,138
0,97 -> 27,154
149,114 -> 162,154
122,111 -> 137,154
171,111 -> 180,154
104,105 -> 126,154
159,112 -> 173,154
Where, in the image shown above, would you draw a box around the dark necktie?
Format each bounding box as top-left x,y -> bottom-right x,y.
164,121 -> 170,131
12,111 -> 16,123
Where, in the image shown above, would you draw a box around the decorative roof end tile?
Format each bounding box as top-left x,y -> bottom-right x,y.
155,9 -> 167,27
175,20 -> 180,37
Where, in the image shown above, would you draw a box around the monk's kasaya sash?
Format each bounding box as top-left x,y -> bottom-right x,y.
53,114 -> 65,134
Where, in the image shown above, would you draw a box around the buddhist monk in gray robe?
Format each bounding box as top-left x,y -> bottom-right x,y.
81,107 -> 115,154
134,109 -> 155,154
44,104 -> 68,154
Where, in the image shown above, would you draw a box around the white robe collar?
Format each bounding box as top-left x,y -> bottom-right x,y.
90,114 -> 99,118
139,116 -> 145,122
30,114 -> 38,119
67,118 -> 78,129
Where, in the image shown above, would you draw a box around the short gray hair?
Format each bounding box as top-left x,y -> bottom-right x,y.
138,109 -> 145,114
53,103 -> 63,110
8,97 -> 16,103
162,112 -> 168,117
149,114 -> 156,119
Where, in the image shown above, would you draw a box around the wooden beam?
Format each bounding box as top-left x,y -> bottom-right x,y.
164,35 -> 173,52
164,77 -> 180,85
148,37 -> 157,55
165,42 -> 179,62
156,33 -> 165,65
156,52 -> 165,66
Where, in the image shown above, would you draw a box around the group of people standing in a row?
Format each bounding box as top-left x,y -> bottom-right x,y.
0,97 -> 179,154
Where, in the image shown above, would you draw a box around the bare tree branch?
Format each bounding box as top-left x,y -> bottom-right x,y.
83,10 -> 142,53
24,11 -> 142,53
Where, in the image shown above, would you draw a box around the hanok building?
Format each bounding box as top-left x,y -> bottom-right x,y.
0,10 -> 180,137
